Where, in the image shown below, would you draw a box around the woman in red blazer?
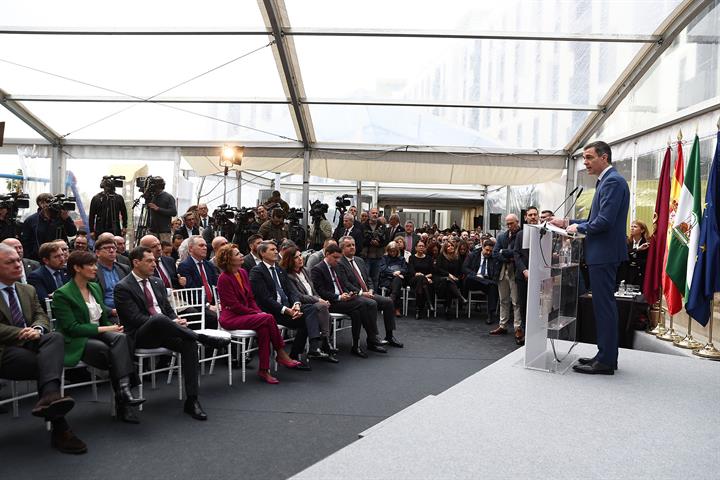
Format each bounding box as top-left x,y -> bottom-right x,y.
215,244 -> 302,384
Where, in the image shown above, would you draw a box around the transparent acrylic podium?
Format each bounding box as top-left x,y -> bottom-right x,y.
518,223 -> 584,374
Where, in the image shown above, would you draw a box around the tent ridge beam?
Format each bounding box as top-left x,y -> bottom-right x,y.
0,88 -> 62,145
565,0 -> 713,153
260,0 -> 314,148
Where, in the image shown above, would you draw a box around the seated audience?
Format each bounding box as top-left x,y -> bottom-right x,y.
215,244 -> 304,384
338,236 -> 402,347
242,234 -> 263,273
114,246 -> 230,420
175,211 -> 200,240
305,238 -> 336,270
139,235 -> 185,290
171,217 -> 182,233
161,240 -> 173,258
408,240 -> 435,319
27,242 -> 69,307
280,246 -> 339,361
171,233 -> 183,261
620,220 -> 649,286
53,251 -> 144,423
0,243 -> 86,454
378,241 -> 408,318
463,240 -> 500,325
2,237 -> 40,284
72,232 -> 89,252
177,235 -> 218,329
210,236 -> 229,270
249,241 -> 315,365
94,236 -> 131,320
393,235 -> 412,262
114,236 -> 128,258
311,244 -> 386,358
434,241 -> 467,318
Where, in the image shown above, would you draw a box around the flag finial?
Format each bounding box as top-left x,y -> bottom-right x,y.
678,129 -> 683,142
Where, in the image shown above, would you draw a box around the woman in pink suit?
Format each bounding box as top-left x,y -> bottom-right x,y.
215,244 -> 302,384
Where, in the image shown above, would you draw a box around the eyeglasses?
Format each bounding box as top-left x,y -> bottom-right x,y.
101,246 -> 117,251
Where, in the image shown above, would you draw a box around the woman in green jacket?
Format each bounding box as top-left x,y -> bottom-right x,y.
52,250 -> 144,423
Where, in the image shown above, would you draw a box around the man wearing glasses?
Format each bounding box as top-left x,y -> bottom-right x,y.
94,236 -> 130,322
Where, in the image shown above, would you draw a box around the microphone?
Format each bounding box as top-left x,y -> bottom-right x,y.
564,187 -> 584,221
540,186 -> 579,236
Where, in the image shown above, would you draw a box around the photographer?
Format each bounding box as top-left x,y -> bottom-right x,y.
263,190 -> 289,213
143,177 -> 177,242
88,175 -> 127,238
0,193 -> 30,242
362,207 -> 388,287
230,208 -> 257,255
308,200 -> 332,252
258,208 -> 289,244
0,205 -> 16,241
21,193 -> 78,261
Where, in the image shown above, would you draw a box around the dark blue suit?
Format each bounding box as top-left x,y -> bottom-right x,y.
176,256 -> 219,328
572,166 -> 629,366
27,266 -> 69,310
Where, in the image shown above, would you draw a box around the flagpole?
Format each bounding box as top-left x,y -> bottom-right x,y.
673,316 -> 703,349
657,314 -> 680,341
648,299 -> 666,335
693,296 -> 720,360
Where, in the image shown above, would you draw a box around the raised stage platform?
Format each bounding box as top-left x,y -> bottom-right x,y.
292,342 -> 720,480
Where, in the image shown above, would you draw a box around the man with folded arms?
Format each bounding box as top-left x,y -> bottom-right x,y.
0,243 -> 86,454
114,246 -> 230,420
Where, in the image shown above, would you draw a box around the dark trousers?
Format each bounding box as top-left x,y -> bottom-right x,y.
0,332 -> 64,397
81,331 -> 137,389
517,279 -> 527,330
464,277 -> 499,323
588,262 -> 621,366
410,275 -> 433,310
329,298 -> 378,345
366,258 -> 381,292
370,294 -> 396,336
277,315 -> 309,358
133,314 -> 200,397
383,276 -> 404,309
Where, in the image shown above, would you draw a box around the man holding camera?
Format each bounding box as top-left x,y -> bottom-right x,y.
21,193 -> 78,261
88,176 -> 127,239
144,178 -> 176,243
259,208 -> 289,245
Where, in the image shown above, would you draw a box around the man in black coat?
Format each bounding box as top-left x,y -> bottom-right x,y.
21,193 -> 78,261
174,212 -> 200,240
248,241 -> 314,363
311,244 -> 386,358
332,213 -> 363,252
113,246 -> 229,420
462,240 -> 500,325
337,236 -> 401,347
512,206 -> 539,345
145,179 -> 177,243
88,177 -> 127,238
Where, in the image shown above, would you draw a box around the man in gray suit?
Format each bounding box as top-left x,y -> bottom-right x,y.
2,238 -> 39,283
337,236 -> 403,348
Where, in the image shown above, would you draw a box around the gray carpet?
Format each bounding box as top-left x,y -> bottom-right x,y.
0,311 -> 519,480
293,341 -> 720,480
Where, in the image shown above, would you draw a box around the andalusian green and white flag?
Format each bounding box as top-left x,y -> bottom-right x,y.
666,134 -> 702,299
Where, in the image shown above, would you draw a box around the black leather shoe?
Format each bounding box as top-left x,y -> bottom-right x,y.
291,361 -> 313,371
367,343 -> 388,353
307,347 -> 329,359
572,360 -> 615,375
321,337 -> 339,355
197,333 -> 231,350
184,398 -> 208,420
116,404 -> 140,424
51,428 -> 87,454
350,346 -> 368,358
32,393 -> 75,419
118,385 -> 146,407
426,302 -> 435,312
578,357 -> 618,369
321,354 -> 339,363
385,336 -> 404,348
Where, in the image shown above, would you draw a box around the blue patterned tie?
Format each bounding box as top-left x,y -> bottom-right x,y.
270,266 -> 289,306
4,286 -> 27,328
53,271 -> 64,289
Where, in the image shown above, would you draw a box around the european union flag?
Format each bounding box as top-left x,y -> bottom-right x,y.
686,131 -> 720,326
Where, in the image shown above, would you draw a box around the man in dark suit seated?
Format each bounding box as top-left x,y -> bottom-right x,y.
332,213 -> 364,253
95,232 -> 131,268
311,244 -> 386,358
2,237 -> 40,284
176,235 -> 218,329
337,236 -> 402,348
249,241 -> 315,365
462,240 -> 500,326
139,235 -> 186,290
114,247 -> 230,420
94,236 -> 131,322
27,242 -> 69,309
550,141 -> 630,375
174,212 -> 200,240
0,243 -> 86,454
242,234 -> 263,273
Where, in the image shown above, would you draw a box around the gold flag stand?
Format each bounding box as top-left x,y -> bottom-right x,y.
693,299 -> 720,360
648,299 -> 666,335
657,314 -> 680,341
674,316 -> 704,349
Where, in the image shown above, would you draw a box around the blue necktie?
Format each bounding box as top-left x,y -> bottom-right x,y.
53,271 -> 64,289
271,266 -> 289,306
4,286 -> 27,328
480,257 -> 487,276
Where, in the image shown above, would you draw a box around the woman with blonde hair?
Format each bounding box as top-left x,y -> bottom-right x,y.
434,241 -> 466,318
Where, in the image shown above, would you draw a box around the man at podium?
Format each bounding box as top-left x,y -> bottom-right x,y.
550,141 -> 629,375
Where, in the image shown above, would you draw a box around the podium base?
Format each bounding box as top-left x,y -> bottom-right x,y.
516,350 -> 579,375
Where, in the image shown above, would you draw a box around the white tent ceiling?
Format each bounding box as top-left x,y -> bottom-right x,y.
0,0 -> 714,185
